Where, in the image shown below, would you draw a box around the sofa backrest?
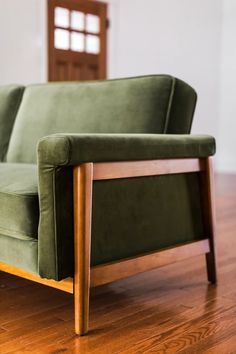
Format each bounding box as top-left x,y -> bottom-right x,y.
0,85 -> 24,161
6,75 -> 197,164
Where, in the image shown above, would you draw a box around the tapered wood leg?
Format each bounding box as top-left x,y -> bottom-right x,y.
73,163 -> 93,335
202,157 -> 217,284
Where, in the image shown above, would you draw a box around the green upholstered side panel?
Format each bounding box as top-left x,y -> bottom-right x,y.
6,75 -> 196,164
0,234 -> 38,274
0,163 -> 39,241
0,85 -> 24,161
39,171 -> 205,280
91,173 -> 205,265
38,167 -> 74,279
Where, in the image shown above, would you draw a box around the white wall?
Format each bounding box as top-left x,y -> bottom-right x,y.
217,0 -> 236,173
0,0 -> 47,84
108,0 -> 222,140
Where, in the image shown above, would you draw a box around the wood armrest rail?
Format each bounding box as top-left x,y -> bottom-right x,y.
0,238 -> 210,294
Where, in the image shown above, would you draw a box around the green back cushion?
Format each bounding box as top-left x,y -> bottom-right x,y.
0,85 -> 24,161
6,75 -> 196,164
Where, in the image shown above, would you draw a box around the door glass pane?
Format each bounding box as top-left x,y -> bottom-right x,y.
55,7 -> 69,28
86,14 -> 100,34
86,35 -> 100,54
71,32 -> 85,52
55,29 -> 70,50
71,11 -> 85,31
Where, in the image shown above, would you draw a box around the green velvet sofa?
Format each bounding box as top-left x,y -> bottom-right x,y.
0,75 -> 217,335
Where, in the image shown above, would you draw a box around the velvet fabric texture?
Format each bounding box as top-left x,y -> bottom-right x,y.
91,173 -> 205,266
0,234 -> 38,274
0,75 -> 216,280
0,163 -> 39,241
6,76 -> 196,163
0,85 -> 24,161
38,133 -> 215,166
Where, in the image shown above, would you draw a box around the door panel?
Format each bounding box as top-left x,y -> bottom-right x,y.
48,0 -> 107,81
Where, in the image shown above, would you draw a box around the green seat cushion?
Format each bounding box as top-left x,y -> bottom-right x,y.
0,234 -> 38,274
0,163 -> 39,241
0,85 -> 24,161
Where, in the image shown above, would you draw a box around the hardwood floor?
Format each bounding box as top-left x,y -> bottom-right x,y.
0,173 -> 236,353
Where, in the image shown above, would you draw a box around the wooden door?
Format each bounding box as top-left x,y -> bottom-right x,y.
48,0 -> 107,81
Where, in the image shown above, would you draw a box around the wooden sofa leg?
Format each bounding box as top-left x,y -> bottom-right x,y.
73,163 -> 93,335
203,157 -> 217,284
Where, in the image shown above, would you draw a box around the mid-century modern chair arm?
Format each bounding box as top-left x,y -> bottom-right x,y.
37,133 -> 215,167
36,133 -> 216,281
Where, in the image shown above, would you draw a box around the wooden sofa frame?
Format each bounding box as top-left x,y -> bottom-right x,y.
0,157 -> 217,336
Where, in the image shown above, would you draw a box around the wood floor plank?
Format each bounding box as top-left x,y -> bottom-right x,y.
203,333 -> 236,354
131,305 -> 236,353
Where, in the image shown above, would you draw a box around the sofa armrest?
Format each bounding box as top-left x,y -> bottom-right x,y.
37,133 -> 215,167
37,133 -> 215,281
